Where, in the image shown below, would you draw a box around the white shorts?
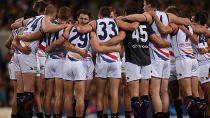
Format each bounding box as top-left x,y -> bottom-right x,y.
63,60 -> 87,81
86,59 -> 94,80
125,62 -> 151,82
13,53 -> 21,72
151,60 -> 170,79
38,56 -> 46,75
18,54 -> 38,74
176,59 -> 198,80
95,62 -> 121,79
169,63 -> 177,82
8,62 -> 16,80
45,58 -> 64,79
198,63 -> 210,84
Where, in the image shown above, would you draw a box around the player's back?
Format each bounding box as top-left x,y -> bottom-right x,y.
150,10 -> 170,61
96,17 -> 120,63
22,15 -> 46,54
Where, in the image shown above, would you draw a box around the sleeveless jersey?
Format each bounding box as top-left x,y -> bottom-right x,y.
192,33 -> 210,63
45,22 -> 65,59
124,22 -> 154,66
96,18 -> 120,63
21,15 -> 45,54
86,46 -> 93,60
171,26 -> 195,59
37,38 -> 47,57
150,10 -> 170,61
13,28 -> 22,54
66,26 -> 90,61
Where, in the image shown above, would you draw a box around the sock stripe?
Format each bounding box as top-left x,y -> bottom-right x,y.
24,98 -> 34,110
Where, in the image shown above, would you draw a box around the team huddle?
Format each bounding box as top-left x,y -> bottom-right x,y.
5,0 -> 210,118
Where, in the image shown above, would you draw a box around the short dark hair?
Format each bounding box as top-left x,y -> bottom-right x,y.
99,6 -> 111,17
58,6 -> 71,20
165,6 -> 180,17
124,2 -> 139,15
33,1 -> 48,13
76,9 -> 91,18
195,11 -> 208,25
144,0 -> 159,8
24,9 -> 38,19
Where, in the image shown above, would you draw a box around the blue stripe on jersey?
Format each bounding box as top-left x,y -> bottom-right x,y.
154,50 -> 169,61
49,55 -> 61,59
68,57 -> 79,61
101,55 -> 116,63
185,55 -> 195,59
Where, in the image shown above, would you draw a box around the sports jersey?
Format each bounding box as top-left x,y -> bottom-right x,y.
96,18 -> 120,63
86,46 -> 93,60
13,28 -> 22,54
124,22 -> 154,66
192,33 -> 210,63
66,26 -> 90,61
150,10 -> 170,61
37,38 -> 47,57
21,15 -> 45,54
169,44 -> 175,66
171,26 -> 195,59
45,22 -> 65,59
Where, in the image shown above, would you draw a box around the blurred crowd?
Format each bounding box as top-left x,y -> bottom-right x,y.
0,0 -> 209,108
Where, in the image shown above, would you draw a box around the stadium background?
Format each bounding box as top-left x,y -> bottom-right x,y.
0,0 -> 209,117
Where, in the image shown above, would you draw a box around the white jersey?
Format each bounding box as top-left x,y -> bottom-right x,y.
13,28 -> 23,54
171,26 -> 195,59
150,10 -> 170,61
45,22 -> 65,59
66,26 -> 90,61
86,46 -> 93,60
192,33 -> 210,63
21,15 -> 45,54
37,38 -> 47,57
96,18 -> 120,63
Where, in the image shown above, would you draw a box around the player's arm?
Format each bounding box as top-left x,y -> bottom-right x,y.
12,36 -> 31,55
75,20 -> 96,34
207,38 -> 210,53
11,18 -> 31,29
168,13 -> 191,26
122,13 -> 153,24
191,24 -> 207,34
100,30 -> 126,46
207,30 -> 210,38
179,25 -> 198,44
46,27 -> 72,53
117,19 -> 139,31
42,16 -> 68,33
18,30 -> 43,42
90,31 -> 121,53
150,34 -> 170,48
149,11 -> 173,34
5,32 -> 14,49
119,41 -> 125,58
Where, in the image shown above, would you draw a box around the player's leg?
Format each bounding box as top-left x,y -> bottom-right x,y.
161,79 -> 170,118
64,80 -> 74,118
11,80 -> 18,118
198,82 -> 206,118
16,71 -> 24,117
169,80 -> 183,118
150,77 -> 162,117
191,76 -> 200,114
202,82 -> 210,117
109,78 -> 120,117
53,78 -> 63,118
43,78 -> 54,118
74,80 -> 86,117
122,72 -> 131,118
103,81 -> 109,118
96,77 -> 107,118
22,73 -> 36,118
84,79 -> 92,117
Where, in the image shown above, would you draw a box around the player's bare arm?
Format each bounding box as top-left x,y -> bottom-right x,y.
168,13 -> 191,26
75,20 -> 96,33
149,11 -> 173,34
18,30 -> 43,42
122,13 -> 152,24
100,30 -> 126,46
90,31 -> 121,53
11,18 -> 31,29
150,34 -> 170,48
12,36 -> 31,55
41,16 -> 69,33
206,37 -> 210,53
191,23 -> 207,34
117,19 -> 139,31
5,32 -> 14,49
178,25 -> 198,44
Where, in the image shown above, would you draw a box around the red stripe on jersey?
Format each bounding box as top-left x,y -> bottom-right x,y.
181,50 -> 194,56
154,45 -> 169,57
169,51 -> 174,57
38,44 -> 45,52
105,53 -> 118,60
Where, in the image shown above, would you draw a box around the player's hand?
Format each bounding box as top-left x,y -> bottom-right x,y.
183,18 -> 191,26
21,46 -> 31,55
79,49 -> 88,58
18,34 -> 29,42
116,44 -> 121,52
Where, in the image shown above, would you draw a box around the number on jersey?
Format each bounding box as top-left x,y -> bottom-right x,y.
132,25 -> 148,42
